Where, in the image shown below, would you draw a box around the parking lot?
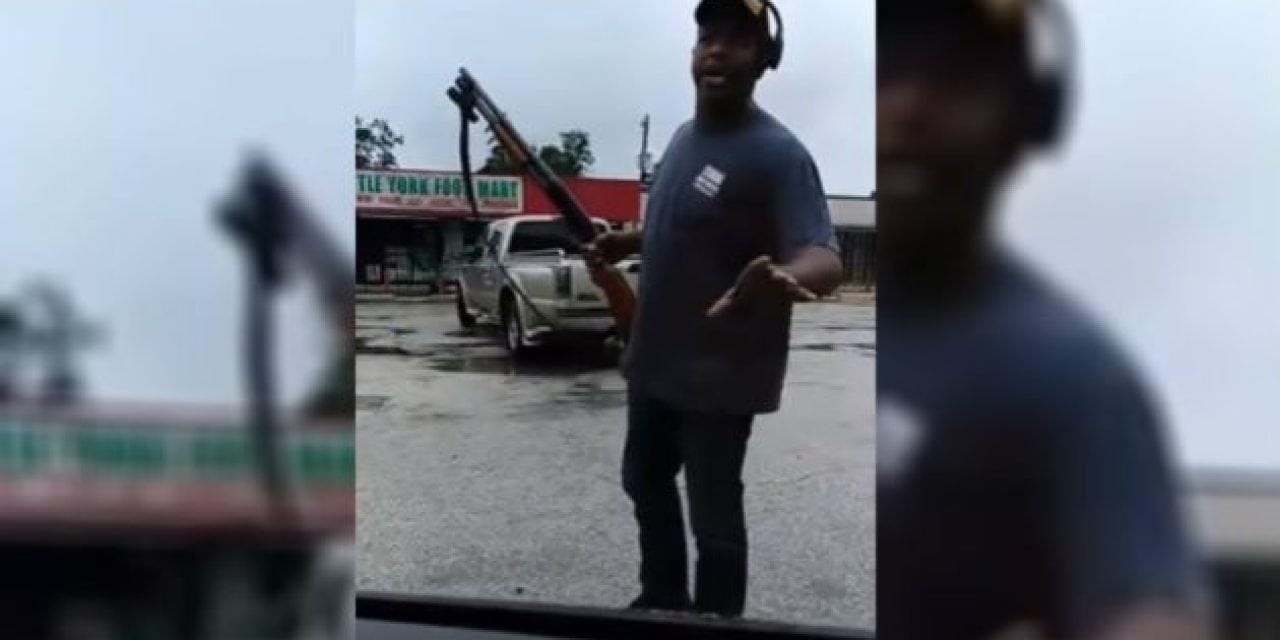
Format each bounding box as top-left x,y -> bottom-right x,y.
355,297 -> 875,629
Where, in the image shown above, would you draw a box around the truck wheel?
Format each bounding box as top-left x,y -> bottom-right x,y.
455,289 -> 477,329
500,295 -> 528,357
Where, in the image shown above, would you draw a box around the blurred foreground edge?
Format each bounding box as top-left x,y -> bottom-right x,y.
0,153 -> 353,542
1184,466 -> 1280,639
356,591 -> 874,640
1188,466 -> 1280,567
0,153 -> 353,638
0,401 -> 352,544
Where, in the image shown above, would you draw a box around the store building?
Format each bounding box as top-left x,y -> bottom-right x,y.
830,194 -> 876,289
636,190 -> 876,288
356,168 -> 642,291
358,166 -> 873,292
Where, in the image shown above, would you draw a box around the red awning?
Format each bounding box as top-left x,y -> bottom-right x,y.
357,173 -> 641,222
521,176 -> 641,223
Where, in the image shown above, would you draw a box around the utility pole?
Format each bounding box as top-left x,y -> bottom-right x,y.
637,114 -> 653,188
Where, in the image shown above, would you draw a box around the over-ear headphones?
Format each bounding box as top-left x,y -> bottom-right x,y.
760,0 -> 784,70
1019,0 -> 1074,149
695,0 -> 785,73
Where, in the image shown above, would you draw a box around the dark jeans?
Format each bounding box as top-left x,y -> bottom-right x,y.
622,392 -> 754,616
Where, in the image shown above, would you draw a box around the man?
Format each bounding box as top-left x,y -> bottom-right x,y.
585,0 -> 843,618
878,1 -> 1213,639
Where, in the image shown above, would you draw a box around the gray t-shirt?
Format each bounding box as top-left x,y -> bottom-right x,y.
624,105 -> 838,415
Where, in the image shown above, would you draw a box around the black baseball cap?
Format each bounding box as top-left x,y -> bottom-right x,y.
885,1 -> 1030,39
695,0 -> 770,32
881,0 -> 1032,66
882,0 -> 1031,32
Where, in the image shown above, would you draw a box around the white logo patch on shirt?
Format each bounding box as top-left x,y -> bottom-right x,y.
693,164 -> 726,199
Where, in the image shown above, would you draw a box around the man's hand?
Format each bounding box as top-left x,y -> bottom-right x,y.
707,255 -> 817,319
582,231 -> 638,271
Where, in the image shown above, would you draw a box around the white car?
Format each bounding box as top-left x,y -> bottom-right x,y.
454,215 -> 640,356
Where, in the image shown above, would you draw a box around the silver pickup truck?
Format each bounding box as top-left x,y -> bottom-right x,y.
454,215 -> 640,356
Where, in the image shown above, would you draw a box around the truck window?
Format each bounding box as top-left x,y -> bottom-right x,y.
507,220 -> 586,255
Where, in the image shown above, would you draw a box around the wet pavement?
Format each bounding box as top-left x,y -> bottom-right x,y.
356,299 -> 875,630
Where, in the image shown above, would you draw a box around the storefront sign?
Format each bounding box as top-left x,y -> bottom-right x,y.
357,169 -> 523,214
0,419 -> 354,486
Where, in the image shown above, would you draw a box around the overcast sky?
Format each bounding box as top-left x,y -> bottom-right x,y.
0,1 -> 352,409
354,0 -> 1280,471
1,1 -> 1276,471
1001,1 -> 1280,470
356,0 -> 875,196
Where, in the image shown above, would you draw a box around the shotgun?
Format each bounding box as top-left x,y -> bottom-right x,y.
447,68 -> 636,340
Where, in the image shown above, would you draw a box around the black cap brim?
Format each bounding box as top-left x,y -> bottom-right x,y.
695,0 -> 764,28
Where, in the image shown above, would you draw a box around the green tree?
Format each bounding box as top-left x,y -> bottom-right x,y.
481,129 -> 594,177
355,116 -> 405,169
479,137 -> 520,175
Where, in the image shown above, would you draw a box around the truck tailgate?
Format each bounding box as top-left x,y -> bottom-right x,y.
565,259 -> 639,304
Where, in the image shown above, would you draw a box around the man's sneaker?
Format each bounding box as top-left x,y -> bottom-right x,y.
626,592 -> 693,612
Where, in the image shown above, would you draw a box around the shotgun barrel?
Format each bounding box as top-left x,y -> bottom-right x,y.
448,68 -> 637,338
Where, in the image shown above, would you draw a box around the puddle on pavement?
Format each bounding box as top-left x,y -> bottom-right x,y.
820,325 -> 855,332
357,395 -> 390,410
358,345 -> 413,356
410,411 -> 468,423
793,342 -> 877,355
791,319 -> 876,332
794,343 -> 839,352
561,381 -> 627,410
354,336 -> 412,356
425,355 -> 520,375
425,352 -> 611,377
816,324 -> 876,332
419,333 -> 617,375
447,341 -> 501,349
